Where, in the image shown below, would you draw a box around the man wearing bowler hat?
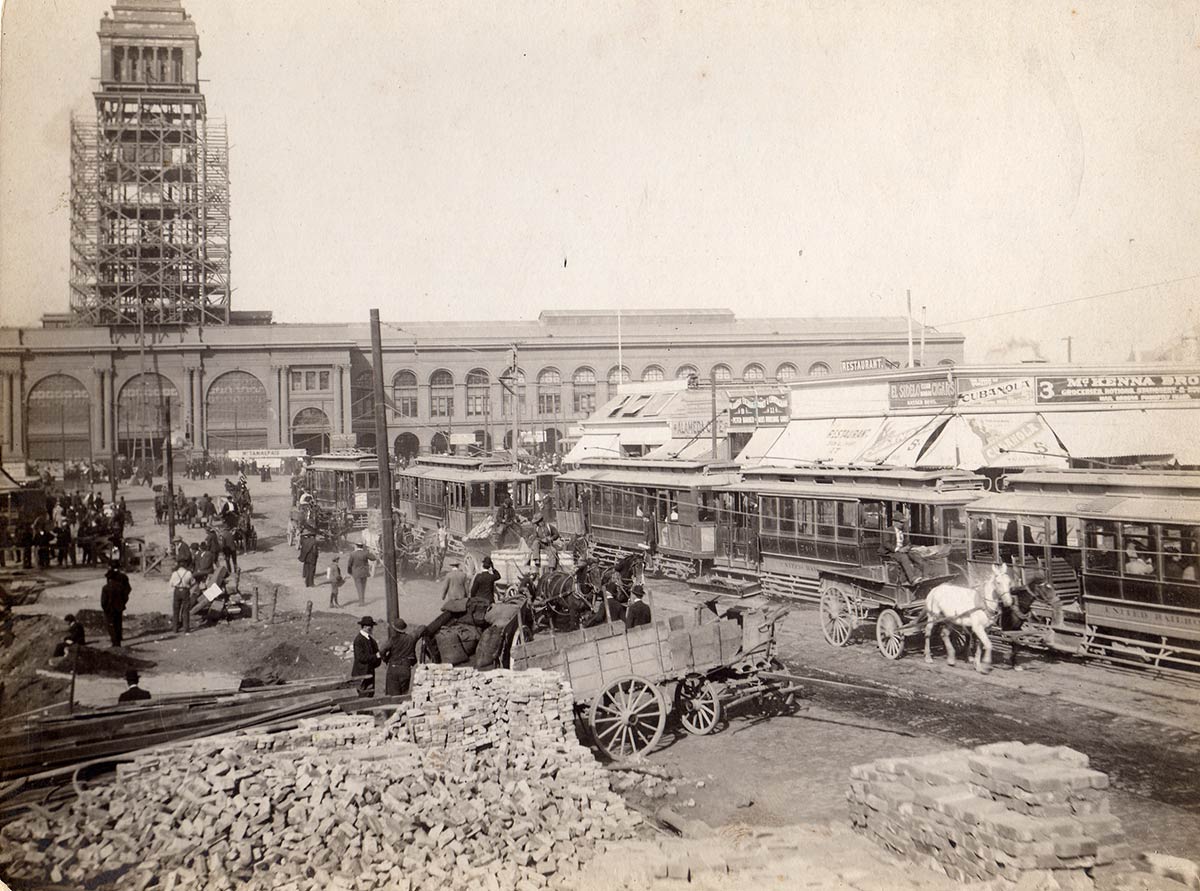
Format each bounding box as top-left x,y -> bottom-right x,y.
351,615 -> 382,697
118,669 -> 151,703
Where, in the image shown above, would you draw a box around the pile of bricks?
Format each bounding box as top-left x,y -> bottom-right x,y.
0,666 -> 641,891
849,741 -> 1129,887
399,664 -> 575,752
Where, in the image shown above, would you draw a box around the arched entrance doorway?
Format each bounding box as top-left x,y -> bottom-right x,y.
291,407 -> 331,454
469,430 -> 493,456
430,432 -> 449,455
394,432 -> 420,462
26,374 -> 92,463
205,371 -> 269,451
117,372 -> 181,461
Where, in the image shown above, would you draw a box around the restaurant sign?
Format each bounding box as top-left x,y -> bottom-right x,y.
888,375 -> 957,409
1034,374 -> 1200,405
841,356 -> 899,373
728,393 -> 789,427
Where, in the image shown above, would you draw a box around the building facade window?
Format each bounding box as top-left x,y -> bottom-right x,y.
430,369 -> 454,418
808,362 -> 831,376
392,370 -> 418,418
351,370 -> 374,424
642,365 -> 665,382
712,364 -> 732,382
776,363 -> 798,382
743,363 -> 766,381
466,368 -> 490,417
501,367 -> 526,418
537,368 -> 562,415
938,358 -> 955,366
291,368 -> 332,392
676,364 -> 698,380
607,366 -> 631,387
572,367 -> 597,414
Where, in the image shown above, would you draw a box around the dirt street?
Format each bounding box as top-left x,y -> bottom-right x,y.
9,475 -> 1200,874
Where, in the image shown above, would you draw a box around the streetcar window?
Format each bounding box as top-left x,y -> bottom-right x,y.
368,473 -> 378,491
970,516 -> 995,561
836,502 -> 857,543
1083,520 -> 1119,576
697,491 -> 715,523
860,502 -> 884,546
798,499 -> 814,536
912,504 -> 936,547
470,483 -> 489,508
941,507 -> 966,549
762,497 -> 778,533
1161,526 -> 1200,581
816,500 -> 836,539
1120,523 -> 1157,578
1019,516 -> 1047,564
780,498 -> 796,537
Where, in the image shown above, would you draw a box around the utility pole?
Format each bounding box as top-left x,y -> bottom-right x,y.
1062,336 -> 1073,363
906,289 -> 914,368
370,309 -> 400,628
510,344 -> 519,470
164,400 -> 176,545
920,305 -> 927,367
710,376 -> 718,460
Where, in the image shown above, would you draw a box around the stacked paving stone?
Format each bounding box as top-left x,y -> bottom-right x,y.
0,666 -> 641,891
849,741 -> 1129,887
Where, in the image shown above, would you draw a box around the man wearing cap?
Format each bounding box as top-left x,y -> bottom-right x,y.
101,559 -> 132,647
169,561 -> 196,634
346,542 -> 372,605
380,619 -> 420,696
351,615 -> 382,696
118,669 -> 151,703
439,558 -> 470,603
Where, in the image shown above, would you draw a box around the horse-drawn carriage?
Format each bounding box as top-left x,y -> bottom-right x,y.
511,601 -> 798,760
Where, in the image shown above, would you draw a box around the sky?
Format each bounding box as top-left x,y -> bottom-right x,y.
1,0 -> 1198,363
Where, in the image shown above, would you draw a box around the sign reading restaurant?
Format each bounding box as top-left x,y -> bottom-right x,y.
1034,374 -> 1200,405
841,356 -> 899,373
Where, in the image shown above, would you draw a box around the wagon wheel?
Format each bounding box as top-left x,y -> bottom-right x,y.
820,585 -> 855,647
589,675 -> 667,761
875,608 -> 906,660
675,675 -> 722,735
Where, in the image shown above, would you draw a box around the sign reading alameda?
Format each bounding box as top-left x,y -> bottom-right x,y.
1035,375 -> 1200,404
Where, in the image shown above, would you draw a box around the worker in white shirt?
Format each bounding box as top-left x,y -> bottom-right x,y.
169,560 -> 196,634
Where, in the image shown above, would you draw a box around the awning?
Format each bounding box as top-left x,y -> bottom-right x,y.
916,414 -> 1069,469
618,426 -> 673,447
734,427 -> 784,465
855,415 -> 946,466
563,433 -> 621,464
1042,410 -> 1200,465
764,418 -> 883,464
644,437 -> 727,461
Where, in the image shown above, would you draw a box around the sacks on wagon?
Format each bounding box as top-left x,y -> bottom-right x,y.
485,601 -> 520,627
434,628 -> 469,665
473,624 -> 506,670
454,622 -> 480,657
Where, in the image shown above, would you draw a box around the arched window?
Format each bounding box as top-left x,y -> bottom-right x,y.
430,369 -> 454,418
572,367 -> 597,414
938,358 -> 956,366
642,365 -> 665,382
392,370 -> 418,418
206,371 -> 269,451
117,372 -> 181,460
291,407 -> 331,455
394,432 -> 420,461
607,366 -> 631,387
430,431 -> 449,455
351,370 -> 374,426
808,362 -> 831,376
500,366 -> 525,418
26,374 -> 91,461
743,363 -> 766,381
537,368 -> 562,416
776,363 -> 798,382
711,364 -> 732,382
675,364 -> 698,380
470,430 -> 493,456
466,368 -> 490,417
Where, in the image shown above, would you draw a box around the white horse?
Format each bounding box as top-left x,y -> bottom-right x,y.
924,564 -> 1014,673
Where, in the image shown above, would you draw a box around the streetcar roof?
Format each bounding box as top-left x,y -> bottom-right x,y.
717,479 -> 983,504
412,455 -> 517,470
1000,468 -> 1200,498
743,464 -> 986,486
397,464 -> 534,484
969,491 -> 1200,525
559,467 -> 741,489
307,451 -> 378,471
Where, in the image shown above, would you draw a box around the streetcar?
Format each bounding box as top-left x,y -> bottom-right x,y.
708,465 -> 989,605
554,457 -> 742,578
304,450 -> 381,530
965,469 -> 1200,674
394,455 -> 544,540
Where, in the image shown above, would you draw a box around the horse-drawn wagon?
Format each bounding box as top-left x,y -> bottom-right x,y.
511,603 -> 797,760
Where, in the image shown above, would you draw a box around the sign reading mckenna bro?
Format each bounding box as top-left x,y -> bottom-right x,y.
1035,375 -> 1200,405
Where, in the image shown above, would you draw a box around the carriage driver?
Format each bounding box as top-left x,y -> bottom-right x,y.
529,513 -> 560,576
883,518 -> 926,584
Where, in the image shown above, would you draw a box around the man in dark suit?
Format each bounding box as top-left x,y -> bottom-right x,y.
118,669 -> 151,703
625,586 -> 652,629
298,533 -> 319,588
351,615 -> 381,696
346,543 -> 372,605
101,560 -> 132,647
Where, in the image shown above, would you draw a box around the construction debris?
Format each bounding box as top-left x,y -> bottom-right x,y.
0,665 -> 642,891
849,741 -> 1129,887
